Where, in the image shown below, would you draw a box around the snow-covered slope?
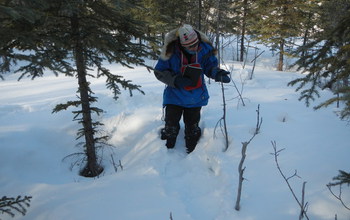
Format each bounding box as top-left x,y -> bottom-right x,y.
0,51 -> 349,220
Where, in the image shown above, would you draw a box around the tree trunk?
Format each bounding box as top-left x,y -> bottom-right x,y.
215,0 -> 221,65
301,13 -> 312,64
197,0 -> 202,30
71,14 -> 103,177
240,0 -> 248,62
277,40 -> 284,71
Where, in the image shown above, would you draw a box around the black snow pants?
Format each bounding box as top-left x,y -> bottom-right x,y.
160,104 -> 202,153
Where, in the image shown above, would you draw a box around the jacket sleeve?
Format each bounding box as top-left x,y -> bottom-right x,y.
154,58 -> 178,88
154,69 -> 177,88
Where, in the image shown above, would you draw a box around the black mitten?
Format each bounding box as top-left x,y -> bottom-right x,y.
215,69 -> 231,83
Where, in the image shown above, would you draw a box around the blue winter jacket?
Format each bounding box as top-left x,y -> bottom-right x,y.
154,39 -> 219,108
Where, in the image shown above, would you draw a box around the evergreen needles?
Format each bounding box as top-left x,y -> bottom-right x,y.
0,196 -> 32,218
0,0 -> 156,177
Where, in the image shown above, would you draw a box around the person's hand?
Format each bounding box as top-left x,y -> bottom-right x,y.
174,76 -> 193,88
215,69 -> 231,83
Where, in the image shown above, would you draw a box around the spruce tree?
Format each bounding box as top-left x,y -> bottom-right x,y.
297,0 -> 321,61
289,0 -> 350,120
138,0 -> 171,34
0,0 -> 154,177
251,0 -> 305,71
236,0 -> 256,62
239,0 -> 249,62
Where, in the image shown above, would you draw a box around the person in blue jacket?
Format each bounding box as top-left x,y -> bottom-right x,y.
154,24 -> 230,153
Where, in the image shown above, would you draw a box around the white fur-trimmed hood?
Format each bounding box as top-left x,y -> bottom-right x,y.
160,28 -> 212,60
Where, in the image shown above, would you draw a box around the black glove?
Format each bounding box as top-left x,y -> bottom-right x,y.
174,76 -> 193,88
215,69 -> 231,83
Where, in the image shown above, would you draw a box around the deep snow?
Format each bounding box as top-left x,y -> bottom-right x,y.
0,46 -> 349,220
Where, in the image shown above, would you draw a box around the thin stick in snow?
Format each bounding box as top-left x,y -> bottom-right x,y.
214,78 -> 229,152
235,105 -> 262,211
326,184 -> 350,211
271,141 -> 309,220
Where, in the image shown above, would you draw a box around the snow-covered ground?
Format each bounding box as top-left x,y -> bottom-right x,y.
1,46 -> 349,220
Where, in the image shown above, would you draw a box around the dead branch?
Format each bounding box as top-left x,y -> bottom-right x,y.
214,79 -> 230,152
249,49 -> 264,80
327,184 -> 350,211
221,59 -> 246,107
254,104 -> 262,135
234,141 -> 247,211
235,105 -> 262,211
231,78 -> 246,107
110,155 -> 123,173
271,141 -> 309,220
220,80 -> 229,152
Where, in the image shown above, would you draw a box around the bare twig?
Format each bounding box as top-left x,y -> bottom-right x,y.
118,160 -> 124,171
300,182 -> 308,220
235,105 -> 262,211
214,78 -> 229,152
286,170 -> 301,181
271,141 -> 309,220
221,59 -> 246,107
231,78 -> 246,107
250,50 -> 265,63
221,81 -> 229,152
249,49 -> 264,80
327,184 -> 350,211
234,141 -> 247,211
110,155 -> 123,173
62,152 -> 86,171
254,104 -> 262,135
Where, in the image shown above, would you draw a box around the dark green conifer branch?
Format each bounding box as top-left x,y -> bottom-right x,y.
0,195 -> 32,218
